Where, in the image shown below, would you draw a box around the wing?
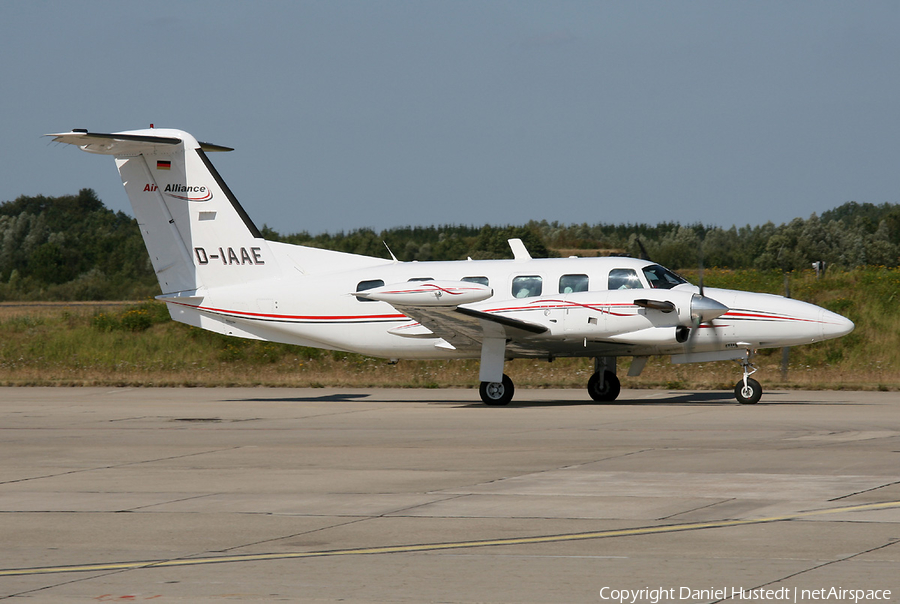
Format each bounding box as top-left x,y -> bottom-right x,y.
393,305 -> 548,353
360,280 -> 548,353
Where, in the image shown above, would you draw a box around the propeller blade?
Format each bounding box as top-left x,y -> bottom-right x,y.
698,252 -> 705,297
683,292 -> 729,352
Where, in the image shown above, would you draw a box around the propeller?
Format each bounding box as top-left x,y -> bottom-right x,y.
684,245 -> 728,350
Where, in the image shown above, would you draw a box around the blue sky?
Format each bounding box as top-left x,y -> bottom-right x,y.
3,1 -> 899,234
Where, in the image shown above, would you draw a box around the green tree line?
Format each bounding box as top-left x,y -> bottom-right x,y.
1,189 -> 898,301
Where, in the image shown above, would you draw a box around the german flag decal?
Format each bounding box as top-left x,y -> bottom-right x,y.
157,160 -> 171,170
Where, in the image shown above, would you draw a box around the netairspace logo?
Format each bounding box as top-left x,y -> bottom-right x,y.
598,586 -> 892,604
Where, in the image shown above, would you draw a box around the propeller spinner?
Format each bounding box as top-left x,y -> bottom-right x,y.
690,293 -> 729,324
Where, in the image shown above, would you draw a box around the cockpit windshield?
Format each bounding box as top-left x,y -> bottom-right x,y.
642,264 -> 688,289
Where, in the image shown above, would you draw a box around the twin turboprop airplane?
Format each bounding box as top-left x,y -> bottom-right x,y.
49,128 -> 855,405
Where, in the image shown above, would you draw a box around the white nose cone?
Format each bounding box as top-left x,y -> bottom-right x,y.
820,309 -> 855,340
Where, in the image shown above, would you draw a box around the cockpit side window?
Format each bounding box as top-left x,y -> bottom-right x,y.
608,269 -> 643,290
642,265 -> 687,289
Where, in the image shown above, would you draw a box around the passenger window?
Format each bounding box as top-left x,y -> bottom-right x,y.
462,276 -> 489,286
559,274 -> 589,294
356,279 -> 384,301
608,269 -> 643,290
408,277 -> 433,282
512,276 -> 543,298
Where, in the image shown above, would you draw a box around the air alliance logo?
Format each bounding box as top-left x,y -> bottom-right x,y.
142,183 -> 213,202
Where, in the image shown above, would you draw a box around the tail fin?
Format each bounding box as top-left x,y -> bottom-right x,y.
48,128 -> 279,294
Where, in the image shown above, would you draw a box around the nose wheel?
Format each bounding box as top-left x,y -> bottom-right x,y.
734,356 -> 761,404
734,378 -> 762,404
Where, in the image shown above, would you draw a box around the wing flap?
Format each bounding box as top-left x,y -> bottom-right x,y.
454,307 -> 549,335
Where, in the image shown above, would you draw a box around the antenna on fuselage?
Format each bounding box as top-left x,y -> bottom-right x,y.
383,241 -> 399,263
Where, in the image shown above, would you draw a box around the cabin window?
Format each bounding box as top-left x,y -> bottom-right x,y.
462,276 -> 489,286
559,274 -> 589,294
608,269 -> 643,290
408,277 -> 433,282
642,265 -> 687,289
355,279 -> 384,301
512,276 -> 543,298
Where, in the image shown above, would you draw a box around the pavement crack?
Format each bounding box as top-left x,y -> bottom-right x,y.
657,498 -> 736,521
124,492 -> 224,512
711,538 -> 900,603
212,516 -> 375,552
0,446 -> 245,486
463,448 -> 657,490
829,479 -> 900,502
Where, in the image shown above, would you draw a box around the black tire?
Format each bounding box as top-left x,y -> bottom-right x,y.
734,378 -> 762,404
479,374 -> 514,406
587,371 -> 621,402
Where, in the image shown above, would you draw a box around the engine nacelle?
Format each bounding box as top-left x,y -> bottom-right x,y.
560,287 -> 728,340
604,326 -> 690,345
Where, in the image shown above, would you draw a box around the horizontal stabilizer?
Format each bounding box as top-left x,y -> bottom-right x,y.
47,130 -> 233,155
156,291 -> 206,305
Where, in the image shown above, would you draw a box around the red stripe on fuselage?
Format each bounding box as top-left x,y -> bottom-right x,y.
724,310 -> 820,324
167,301 -> 407,322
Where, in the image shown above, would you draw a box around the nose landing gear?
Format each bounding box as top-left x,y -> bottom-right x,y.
734,355 -> 761,404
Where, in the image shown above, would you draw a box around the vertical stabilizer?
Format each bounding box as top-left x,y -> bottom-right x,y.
49,129 -> 280,294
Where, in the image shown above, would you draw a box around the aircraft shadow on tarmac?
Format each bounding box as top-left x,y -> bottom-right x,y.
454,392 -> 858,407
226,393 -> 373,403
456,391 -> 738,407
225,391 -> 855,407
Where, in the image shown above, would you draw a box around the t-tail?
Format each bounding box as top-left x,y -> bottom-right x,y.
48,128 -> 280,295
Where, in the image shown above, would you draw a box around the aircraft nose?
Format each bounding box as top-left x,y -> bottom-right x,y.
820,309 -> 855,339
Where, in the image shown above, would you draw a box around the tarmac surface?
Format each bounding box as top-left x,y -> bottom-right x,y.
0,387 -> 898,603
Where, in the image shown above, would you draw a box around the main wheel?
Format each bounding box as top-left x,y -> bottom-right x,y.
479,374 -> 515,406
587,370 -> 621,402
734,378 -> 762,404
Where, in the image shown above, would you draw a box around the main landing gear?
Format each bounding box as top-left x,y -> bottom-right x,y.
478,357 -> 623,406
587,356 -> 621,402
587,370 -> 620,402
479,374 -> 515,406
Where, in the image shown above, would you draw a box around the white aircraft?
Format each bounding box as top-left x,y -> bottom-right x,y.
49,128 -> 854,405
